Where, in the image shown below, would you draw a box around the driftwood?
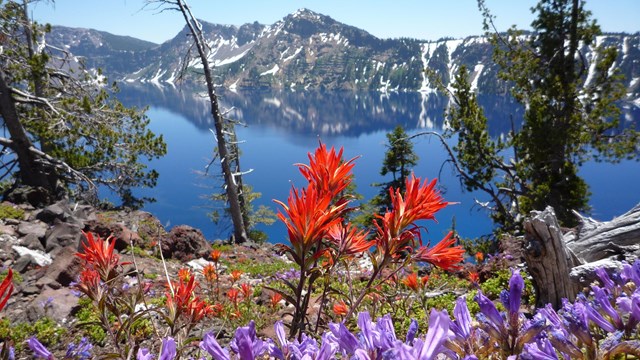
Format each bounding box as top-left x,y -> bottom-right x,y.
523,204 -> 640,308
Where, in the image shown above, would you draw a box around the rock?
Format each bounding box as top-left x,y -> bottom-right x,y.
0,233 -> 18,245
20,233 -> 45,251
21,285 -> 40,296
34,246 -> 83,288
84,220 -> 141,251
0,224 -> 16,236
12,245 -> 52,266
13,254 -> 36,273
36,201 -> 69,223
187,258 -> 212,271
4,186 -> 53,208
44,221 -> 82,252
3,218 -> 19,226
161,225 -> 212,261
17,220 -> 48,239
73,204 -> 96,223
25,287 -> 79,324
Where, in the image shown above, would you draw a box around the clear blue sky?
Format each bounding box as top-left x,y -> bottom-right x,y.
32,0 -> 640,44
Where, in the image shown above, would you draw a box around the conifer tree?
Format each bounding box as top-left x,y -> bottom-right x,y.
439,0 -> 639,231
370,125 -> 418,217
0,0 -> 166,207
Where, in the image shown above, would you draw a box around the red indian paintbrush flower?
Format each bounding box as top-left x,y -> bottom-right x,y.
374,175 -> 449,261
468,271 -> 480,284
274,185 -> 346,262
270,293 -> 283,309
75,268 -> 104,301
76,232 -> 122,281
384,175 -> 449,236
333,300 -> 349,317
296,141 -> 358,199
413,231 -> 465,271
230,270 -> 243,282
227,288 -> 240,305
178,268 -> 192,282
402,272 -> 421,291
202,263 -> 217,283
166,275 -> 211,323
326,222 -> 373,258
240,283 -> 253,299
210,249 -> 222,263
0,268 -> 14,312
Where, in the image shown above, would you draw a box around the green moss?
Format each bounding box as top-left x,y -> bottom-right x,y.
211,243 -> 233,252
0,203 -> 24,220
480,269 -> 536,307
224,257 -> 291,277
75,297 -> 107,345
143,272 -> 158,280
0,317 -> 65,351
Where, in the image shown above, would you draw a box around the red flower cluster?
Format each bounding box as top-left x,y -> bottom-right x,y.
166,275 -> 212,324
76,231 -> 124,281
413,232 -> 465,271
274,142 -> 465,323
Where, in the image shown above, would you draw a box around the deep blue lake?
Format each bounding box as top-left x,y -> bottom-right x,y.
117,85 -> 640,244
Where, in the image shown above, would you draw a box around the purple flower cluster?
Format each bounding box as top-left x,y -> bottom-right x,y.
198,309 -> 448,360
274,268 -> 301,281
28,261 -> 640,359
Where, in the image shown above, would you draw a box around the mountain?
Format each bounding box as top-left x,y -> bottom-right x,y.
46,9 -> 640,101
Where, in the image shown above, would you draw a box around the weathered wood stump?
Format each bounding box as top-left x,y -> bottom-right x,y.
523,204 -> 640,308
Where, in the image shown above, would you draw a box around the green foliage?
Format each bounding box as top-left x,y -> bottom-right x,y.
358,125 -> 419,226
0,1 -> 166,207
223,256 -> 292,277
480,269 -> 535,307
208,184 -> 276,241
0,203 -> 24,220
441,0 -> 639,231
0,317 -> 65,351
75,297 -> 107,345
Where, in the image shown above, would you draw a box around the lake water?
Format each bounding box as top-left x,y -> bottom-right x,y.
117,84 -> 640,244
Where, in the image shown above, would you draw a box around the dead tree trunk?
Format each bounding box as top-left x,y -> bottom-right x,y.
174,0 -> 248,244
523,205 -> 640,309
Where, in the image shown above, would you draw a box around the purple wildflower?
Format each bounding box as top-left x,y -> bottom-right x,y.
40,296 -> 54,309
560,298 -> 592,347
28,337 -> 53,360
66,337 -> 93,359
521,338 -> 559,360
419,309 -> 450,359
387,308 -> 450,359
595,267 -> 616,291
329,321 -> 359,355
137,348 -> 154,360
405,319 -> 418,345
268,321 -> 320,359
451,296 -> 472,340
159,337 -> 176,360
475,290 -> 504,332
315,332 -> 338,360
591,285 -> 623,330
201,332 -> 230,360
230,320 -> 267,360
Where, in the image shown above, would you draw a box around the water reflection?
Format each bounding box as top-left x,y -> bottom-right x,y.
117,83 -> 640,242
117,84 -> 539,138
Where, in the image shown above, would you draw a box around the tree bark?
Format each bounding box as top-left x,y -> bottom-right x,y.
523,205 -> 640,308
0,68 -> 56,193
175,0 -> 248,244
